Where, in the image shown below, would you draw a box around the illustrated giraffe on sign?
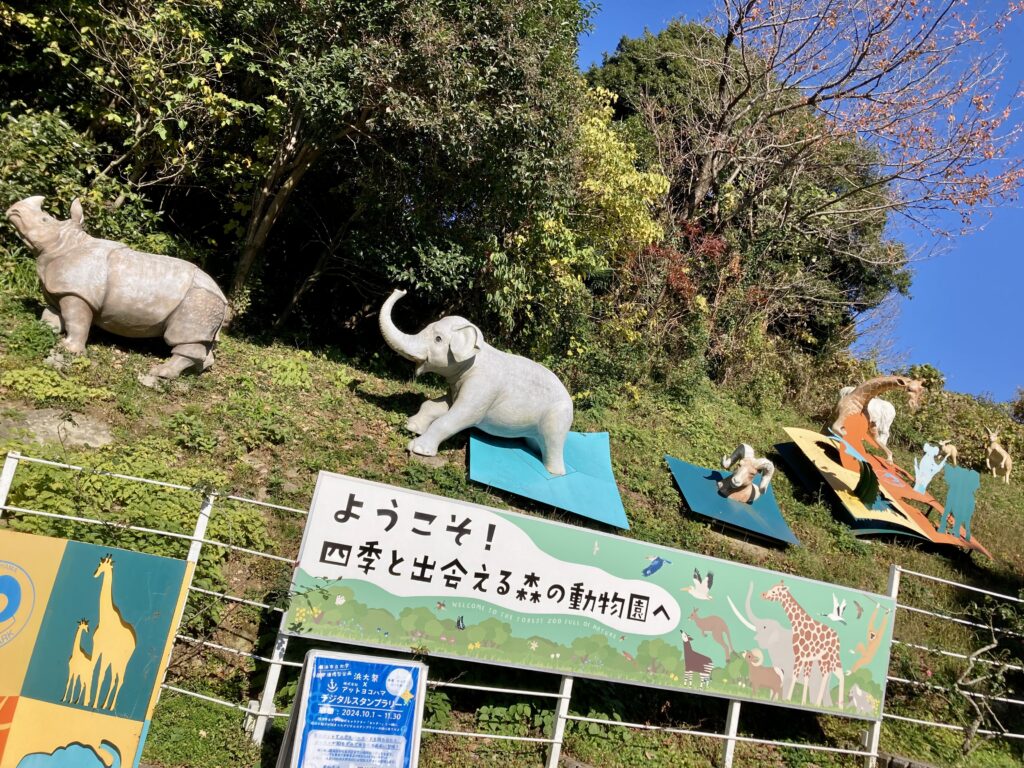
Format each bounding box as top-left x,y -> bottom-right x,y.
62,618 -> 94,706
90,555 -> 137,711
762,581 -> 844,708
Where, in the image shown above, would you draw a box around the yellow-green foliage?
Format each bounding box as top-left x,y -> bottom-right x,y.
576,87 -> 669,261
484,83 -> 668,354
0,366 -> 113,407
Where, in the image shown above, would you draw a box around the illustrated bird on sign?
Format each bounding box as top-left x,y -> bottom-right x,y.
853,600 -> 864,620
436,601 -> 446,611
681,568 -> 713,600
822,594 -> 847,624
456,616 -> 466,631
593,541 -> 600,555
642,555 -> 672,577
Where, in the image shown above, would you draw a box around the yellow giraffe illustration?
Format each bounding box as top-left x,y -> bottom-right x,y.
90,555 -> 137,711
63,618 -> 94,705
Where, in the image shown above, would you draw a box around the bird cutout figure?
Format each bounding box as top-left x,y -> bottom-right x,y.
681,569 -> 713,600
822,594 -> 847,625
436,601 -> 446,611
853,600 -> 864,620
642,556 -> 672,577
456,616 -> 466,631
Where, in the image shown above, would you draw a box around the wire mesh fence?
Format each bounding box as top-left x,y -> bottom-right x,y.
3,449 -> 1022,767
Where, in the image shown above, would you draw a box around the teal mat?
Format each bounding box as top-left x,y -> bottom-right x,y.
468,431 -> 629,529
665,455 -> 800,546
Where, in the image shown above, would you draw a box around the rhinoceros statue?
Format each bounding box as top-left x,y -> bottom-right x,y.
5,196 -> 228,385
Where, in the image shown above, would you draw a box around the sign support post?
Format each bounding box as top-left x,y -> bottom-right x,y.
721,700 -> 741,768
0,450 -> 21,520
546,675 -> 574,768
253,633 -> 290,743
865,564 -> 901,768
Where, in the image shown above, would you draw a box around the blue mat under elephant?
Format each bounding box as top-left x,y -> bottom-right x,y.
665,455 -> 800,546
468,431 -> 629,529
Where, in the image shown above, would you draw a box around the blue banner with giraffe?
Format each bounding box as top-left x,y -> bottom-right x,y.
0,529 -> 190,768
285,472 -> 896,722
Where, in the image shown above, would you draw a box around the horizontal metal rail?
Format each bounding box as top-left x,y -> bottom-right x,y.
882,713 -> 1024,741
428,680 -> 569,699
189,585 -> 285,613
161,684 -> 288,719
224,494 -> 307,515
15,454 -> 307,514
896,602 -> 1024,638
176,634 -> 304,668
897,567 -> 1024,606
16,454 -> 197,491
1,503 -> 295,564
563,715 -> 873,757
892,639 -> 1024,672
420,728 -> 554,744
888,675 -> 1024,707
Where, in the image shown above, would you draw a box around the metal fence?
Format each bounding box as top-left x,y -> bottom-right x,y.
1,449 -> 1020,768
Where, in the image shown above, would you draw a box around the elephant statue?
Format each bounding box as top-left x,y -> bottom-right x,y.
378,289 -> 574,475
5,196 -> 228,386
718,444 -> 774,503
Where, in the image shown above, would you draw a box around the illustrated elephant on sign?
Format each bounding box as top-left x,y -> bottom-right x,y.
379,289 -> 574,475
727,582 -> 835,706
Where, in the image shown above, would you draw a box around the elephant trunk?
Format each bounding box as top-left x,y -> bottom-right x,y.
379,289 -> 426,364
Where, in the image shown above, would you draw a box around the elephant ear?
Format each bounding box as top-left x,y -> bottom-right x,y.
69,198 -> 84,228
449,323 -> 482,363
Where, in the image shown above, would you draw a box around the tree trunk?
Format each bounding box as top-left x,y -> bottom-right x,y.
230,110 -> 372,300
231,120 -> 322,299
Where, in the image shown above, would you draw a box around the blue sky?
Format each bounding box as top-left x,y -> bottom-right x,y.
578,2 -> 1023,402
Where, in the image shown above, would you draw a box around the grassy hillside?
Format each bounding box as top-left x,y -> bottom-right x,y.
1,278 -> 1023,767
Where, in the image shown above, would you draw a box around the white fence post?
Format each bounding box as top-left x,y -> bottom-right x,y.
0,450 -> 22,519
866,564 -> 901,768
545,675 -> 574,768
721,699 -> 741,767
252,633 -> 290,743
153,492 -> 216,710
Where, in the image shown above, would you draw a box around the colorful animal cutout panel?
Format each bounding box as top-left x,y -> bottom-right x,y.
665,456 -> 799,546
468,431 -> 628,529
779,416 -> 990,557
0,530 -> 190,768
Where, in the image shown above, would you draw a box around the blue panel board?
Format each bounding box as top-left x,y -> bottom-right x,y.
468,431 -> 629,530
294,652 -> 427,768
665,456 -> 800,546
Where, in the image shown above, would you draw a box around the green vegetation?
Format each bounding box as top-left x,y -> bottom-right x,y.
1,1 -> 1022,765
2,287 -> 1023,766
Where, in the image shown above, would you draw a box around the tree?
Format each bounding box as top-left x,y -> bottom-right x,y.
590,21 -> 913,367
223,0 -> 591,300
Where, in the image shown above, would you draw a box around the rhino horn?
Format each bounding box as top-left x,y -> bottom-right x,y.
70,198 -> 84,228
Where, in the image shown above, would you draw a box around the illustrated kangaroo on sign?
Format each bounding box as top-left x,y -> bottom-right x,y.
689,608 -> 733,660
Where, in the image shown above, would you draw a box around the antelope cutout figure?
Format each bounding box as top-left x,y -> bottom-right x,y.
985,428 -> 1012,484
90,555 -> 137,711
63,618 -> 94,705
832,376 -> 925,462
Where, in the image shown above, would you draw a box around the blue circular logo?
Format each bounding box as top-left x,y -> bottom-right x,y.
0,560 -> 34,647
